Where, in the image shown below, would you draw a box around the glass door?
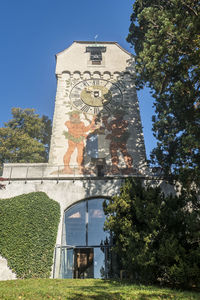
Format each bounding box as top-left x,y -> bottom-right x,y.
74,248 -> 94,278
60,247 -> 74,278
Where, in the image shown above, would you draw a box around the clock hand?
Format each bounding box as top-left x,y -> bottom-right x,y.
99,97 -> 107,104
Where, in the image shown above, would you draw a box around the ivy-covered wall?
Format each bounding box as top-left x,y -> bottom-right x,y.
0,192 -> 60,278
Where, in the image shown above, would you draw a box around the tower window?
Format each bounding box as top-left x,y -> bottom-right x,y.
86,46 -> 106,65
90,50 -> 102,61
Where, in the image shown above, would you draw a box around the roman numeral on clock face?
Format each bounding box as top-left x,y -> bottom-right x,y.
81,104 -> 90,112
69,78 -> 123,115
74,87 -> 82,92
71,93 -> 80,98
83,81 -> 90,86
94,107 -> 100,114
104,82 -> 113,90
104,105 -> 112,113
73,99 -> 82,108
93,80 -> 99,86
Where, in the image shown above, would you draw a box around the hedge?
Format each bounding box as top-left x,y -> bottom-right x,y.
0,192 -> 60,278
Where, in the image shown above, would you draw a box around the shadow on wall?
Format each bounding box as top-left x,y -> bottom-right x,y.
82,177 -> 123,198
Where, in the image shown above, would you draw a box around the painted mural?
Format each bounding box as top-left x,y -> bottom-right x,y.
62,111 -> 96,174
61,108 -> 133,175
102,110 -> 133,175
49,77 -> 135,176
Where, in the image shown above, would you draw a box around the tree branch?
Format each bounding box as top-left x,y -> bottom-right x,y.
182,2 -> 198,16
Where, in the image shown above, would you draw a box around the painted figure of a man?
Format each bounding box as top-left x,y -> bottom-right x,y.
63,111 -> 96,174
102,110 -> 133,174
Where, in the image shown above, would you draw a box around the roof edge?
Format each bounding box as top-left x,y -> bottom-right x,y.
56,41 -> 132,57
74,41 -> 118,44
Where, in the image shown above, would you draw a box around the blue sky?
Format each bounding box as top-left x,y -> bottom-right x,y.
0,0 -> 156,158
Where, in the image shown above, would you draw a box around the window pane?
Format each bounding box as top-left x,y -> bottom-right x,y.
65,201 -> 86,246
94,247 -> 108,279
60,248 -> 74,279
88,199 -> 109,246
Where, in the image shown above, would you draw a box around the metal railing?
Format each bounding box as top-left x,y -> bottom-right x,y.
2,163 -> 149,182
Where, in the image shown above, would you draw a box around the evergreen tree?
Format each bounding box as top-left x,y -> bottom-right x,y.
0,108 -> 52,166
104,179 -> 200,287
127,0 -> 200,188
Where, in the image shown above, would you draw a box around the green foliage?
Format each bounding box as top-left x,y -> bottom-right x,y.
104,179 -> 200,287
0,279 -> 199,300
0,108 -> 52,165
0,192 -> 60,278
127,1 -> 200,188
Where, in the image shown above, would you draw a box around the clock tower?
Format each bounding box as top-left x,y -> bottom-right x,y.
49,41 -> 147,176
0,41 -> 156,280
0,41 -> 148,280
47,41 -> 148,279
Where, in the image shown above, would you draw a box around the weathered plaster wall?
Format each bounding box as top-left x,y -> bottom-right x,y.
55,42 -> 132,74
0,177 -> 122,280
0,178 -> 122,243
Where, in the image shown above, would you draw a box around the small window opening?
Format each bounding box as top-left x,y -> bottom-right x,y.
91,50 -> 102,61
97,165 -> 104,177
86,46 -> 106,65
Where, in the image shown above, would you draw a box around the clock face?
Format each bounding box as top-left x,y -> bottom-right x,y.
69,79 -> 123,115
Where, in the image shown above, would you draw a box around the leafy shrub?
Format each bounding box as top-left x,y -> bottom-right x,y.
104,179 -> 200,288
0,192 -> 60,278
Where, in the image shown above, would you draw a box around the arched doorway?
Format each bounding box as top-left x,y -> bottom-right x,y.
59,198 -> 111,279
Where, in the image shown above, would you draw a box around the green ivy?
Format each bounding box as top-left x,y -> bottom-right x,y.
0,192 -> 60,278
